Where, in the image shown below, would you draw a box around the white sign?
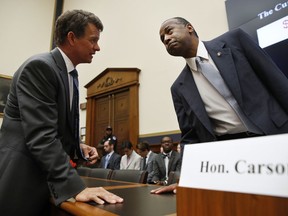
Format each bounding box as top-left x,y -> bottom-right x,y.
179,133 -> 288,198
257,15 -> 288,48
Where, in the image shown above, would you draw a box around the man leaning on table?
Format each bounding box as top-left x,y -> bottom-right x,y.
151,16 -> 288,194
0,10 -> 123,216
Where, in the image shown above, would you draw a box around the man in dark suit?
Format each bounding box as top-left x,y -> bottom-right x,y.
151,16 -> 288,194
98,125 -> 118,156
136,141 -> 157,183
0,10 -> 123,215
151,136 -> 181,185
160,17 -> 288,146
100,140 -> 121,170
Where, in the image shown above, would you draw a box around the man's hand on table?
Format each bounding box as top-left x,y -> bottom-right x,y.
150,183 -> 178,194
75,187 -> 124,204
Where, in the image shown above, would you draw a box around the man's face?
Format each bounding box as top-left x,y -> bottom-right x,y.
137,149 -> 148,158
159,19 -> 193,57
73,23 -> 101,65
106,129 -> 112,136
161,137 -> 173,153
103,141 -> 113,153
124,148 -> 133,157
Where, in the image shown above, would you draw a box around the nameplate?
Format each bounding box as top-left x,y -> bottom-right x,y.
179,133 -> 288,198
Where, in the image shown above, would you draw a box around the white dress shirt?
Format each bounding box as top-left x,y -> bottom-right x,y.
185,41 -> 247,135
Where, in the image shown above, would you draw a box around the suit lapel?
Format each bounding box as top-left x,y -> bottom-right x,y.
177,65 -> 214,134
204,41 -> 243,105
168,151 -> 177,172
50,48 -> 74,131
160,155 -> 166,175
168,153 -> 173,173
147,153 -> 154,164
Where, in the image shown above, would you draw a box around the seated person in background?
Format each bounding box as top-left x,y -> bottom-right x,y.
177,143 -> 181,153
100,140 -> 121,170
151,136 -> 181,185
98,126 -> 118,156
136,141 -> 157,183
120,141 -> 141,170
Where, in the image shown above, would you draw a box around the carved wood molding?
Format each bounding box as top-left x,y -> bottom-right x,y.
96,76 -> 123,89
85,68 -> 140,97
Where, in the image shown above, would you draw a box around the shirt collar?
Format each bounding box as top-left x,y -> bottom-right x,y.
146,150 -> 152,158
106,151 -> 114,158
163,151 -> 172,156
57,47 -> 75,73
185,40 -> 208,71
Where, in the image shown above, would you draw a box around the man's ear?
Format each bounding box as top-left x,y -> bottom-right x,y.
186,24 -> 194,34
67,31 -> 76,45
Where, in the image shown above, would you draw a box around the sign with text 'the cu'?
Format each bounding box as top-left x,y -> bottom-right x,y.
179,133 -> 288,198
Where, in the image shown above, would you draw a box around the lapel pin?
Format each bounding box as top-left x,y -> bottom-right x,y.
217,52 -> 222,57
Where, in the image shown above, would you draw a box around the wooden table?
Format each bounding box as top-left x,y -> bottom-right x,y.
51,177 -> 176,216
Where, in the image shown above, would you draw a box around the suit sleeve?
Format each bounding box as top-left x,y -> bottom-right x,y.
171,85 -> 200,144
237,29 -> 288,111
176,155 -> 182,171
151,157 -> 160,182
17,59 -> 85,205
147,158 -> 155,183
114,155 -> 121,170
100,157 -> 105,168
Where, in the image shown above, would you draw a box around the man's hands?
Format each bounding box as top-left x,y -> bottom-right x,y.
75,145 -> 123,205
80,144 -> 98,164
150,183 -> 178,194
75,187 -> 124,204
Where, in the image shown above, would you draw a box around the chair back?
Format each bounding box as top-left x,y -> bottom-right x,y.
88,168 -> 113,179
167,171 -> 181,185
110,169 -> 148,183
76,167 -> 91,176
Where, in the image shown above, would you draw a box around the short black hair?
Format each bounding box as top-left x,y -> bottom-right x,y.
172,17 -> 190,26
169,17 -> 198,38
136,141 -> 150,151
105,140 -> 114,146
161,136 -> 173,143
121,141 -> 133,149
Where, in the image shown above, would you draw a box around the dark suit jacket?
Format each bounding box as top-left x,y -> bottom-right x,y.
0,48 -> 85,215
171,28 -> 288,144
152,151 -> 181,182
140,151 -> 157,183
100,152 -> 121,170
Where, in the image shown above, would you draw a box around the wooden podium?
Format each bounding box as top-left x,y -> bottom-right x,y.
177,186 -> 288,216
